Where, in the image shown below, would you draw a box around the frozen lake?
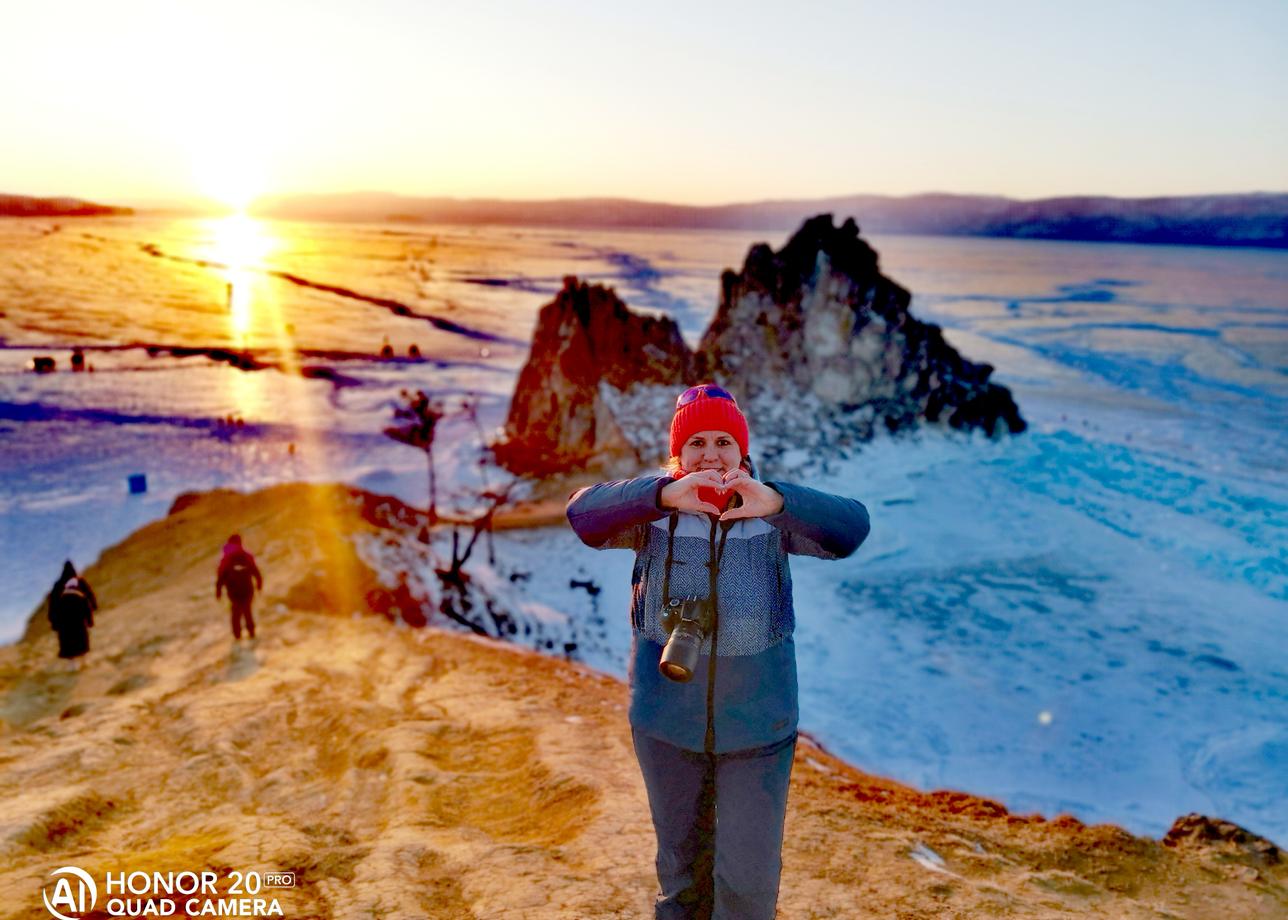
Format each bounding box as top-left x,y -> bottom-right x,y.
1,215 -> 1285,843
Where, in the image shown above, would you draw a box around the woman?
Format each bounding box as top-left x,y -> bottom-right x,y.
566,383 -> 870,920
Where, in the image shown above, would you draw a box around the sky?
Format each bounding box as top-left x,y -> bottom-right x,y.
3,0 -> 1286,207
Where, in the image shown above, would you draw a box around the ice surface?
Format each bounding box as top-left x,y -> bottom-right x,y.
2,217 -> 1285,843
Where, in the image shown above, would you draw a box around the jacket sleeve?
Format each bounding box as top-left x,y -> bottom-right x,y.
762,481 -> 871,559
566,475 -> 671,550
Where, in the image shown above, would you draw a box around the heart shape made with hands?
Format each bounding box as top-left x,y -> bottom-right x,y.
673,468 -> 784,521
695,482 -> 735,512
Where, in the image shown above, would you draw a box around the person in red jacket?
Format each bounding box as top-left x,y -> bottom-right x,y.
216,534 -> 263,640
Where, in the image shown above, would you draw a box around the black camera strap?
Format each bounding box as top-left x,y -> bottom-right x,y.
660,513 -> 681,607
660,510 -> 730,608
707,519 -> 731,605
704,517 -> 732,754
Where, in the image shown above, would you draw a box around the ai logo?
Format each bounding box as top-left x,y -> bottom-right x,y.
43,866 -> 97,920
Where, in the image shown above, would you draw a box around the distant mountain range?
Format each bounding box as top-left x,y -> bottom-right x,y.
0,193 -> 131,217
5,188 -> 1285,248
250,191 -> 1288,249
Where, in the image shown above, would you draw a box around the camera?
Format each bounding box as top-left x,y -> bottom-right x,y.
658,596 -> 713,682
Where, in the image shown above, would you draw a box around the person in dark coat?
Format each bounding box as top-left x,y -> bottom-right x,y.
216,534 -> 263,640
48,560 -> 97,666
566,384 -> 871,920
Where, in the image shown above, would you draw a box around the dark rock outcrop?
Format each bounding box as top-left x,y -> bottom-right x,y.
494,277 -> 691,477
1164,814 -> 1281,867
496,216 -> 1026,479
697,215 -> 1025,465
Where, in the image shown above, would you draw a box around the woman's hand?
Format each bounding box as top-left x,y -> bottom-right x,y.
659,470 -> 725,516
718,468 -> 785,521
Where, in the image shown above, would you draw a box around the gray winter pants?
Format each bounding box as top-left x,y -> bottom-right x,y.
632,728 -> 796,920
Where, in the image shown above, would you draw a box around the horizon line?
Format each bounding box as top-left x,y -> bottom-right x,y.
8,188 -> 1288,212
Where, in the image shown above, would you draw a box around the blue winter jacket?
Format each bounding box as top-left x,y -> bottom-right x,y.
566,474 -> 870,754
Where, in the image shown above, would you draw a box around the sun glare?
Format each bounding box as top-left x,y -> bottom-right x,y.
194,144 -> 266,213
202,213 -> 330,486
210,213 -> 275,346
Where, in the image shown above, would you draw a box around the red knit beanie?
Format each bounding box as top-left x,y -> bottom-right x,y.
669,385 -> 750,460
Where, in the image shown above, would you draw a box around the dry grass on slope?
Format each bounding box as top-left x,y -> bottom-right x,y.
0,483 -> 1282,919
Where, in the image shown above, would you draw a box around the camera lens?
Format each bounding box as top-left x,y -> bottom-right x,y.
659,660 -> 690,681
659,620 -> 703,682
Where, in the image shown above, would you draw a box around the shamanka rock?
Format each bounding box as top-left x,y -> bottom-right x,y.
496,216 -> 1026,478
493,277 -> 691,477
696,214 -> 1025,467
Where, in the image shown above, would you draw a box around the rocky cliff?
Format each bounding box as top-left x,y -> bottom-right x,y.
698,214 -> 1025,468
498,215 -> 1025,478
493,276 -> 691,478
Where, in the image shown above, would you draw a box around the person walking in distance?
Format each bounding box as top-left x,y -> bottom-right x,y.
48,560 -> 97,669
216,534 -> 263,641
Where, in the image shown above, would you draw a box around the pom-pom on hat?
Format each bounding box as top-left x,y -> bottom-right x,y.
669,383 -> 750,460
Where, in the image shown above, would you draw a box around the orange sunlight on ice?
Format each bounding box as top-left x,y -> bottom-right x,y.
206,214 -> 336,489
209,213 -> 276,347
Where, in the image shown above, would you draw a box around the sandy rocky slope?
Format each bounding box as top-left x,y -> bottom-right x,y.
0,484 -> 1283,919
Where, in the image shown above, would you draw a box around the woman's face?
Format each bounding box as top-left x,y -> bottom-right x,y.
679,429 -> 742,475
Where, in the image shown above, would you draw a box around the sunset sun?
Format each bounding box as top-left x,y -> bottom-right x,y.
193,142 -> 266,212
